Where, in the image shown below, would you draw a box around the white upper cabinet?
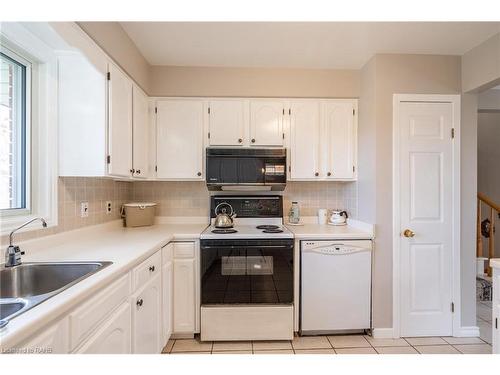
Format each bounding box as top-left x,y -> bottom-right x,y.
207,100 -> 246,146
321,99 -> 357,180
132,85 -> 149,179
249,100 -> 285,146
288,100 -> 321,180
107,62 -> 133,177
156,99 -> 204,180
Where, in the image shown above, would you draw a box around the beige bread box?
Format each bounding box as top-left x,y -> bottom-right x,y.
121,202 -> 157,227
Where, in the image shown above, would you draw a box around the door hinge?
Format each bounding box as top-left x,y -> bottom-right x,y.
353,166 -> 355,173
106,155 -> 111,164
282,108 -> 285,115
107,72 -> 111,81
155,107 -> 157,114
208,107 -> 211,114
353,108 -> 356,116
208,132 -> 211,139
451,128 -> 455,139
282,133 -> 285,139
451,302 -> 455,313
289,108 -> 291,115
155,165 -> 157,172
288,165 -> 291,172
495,317 -> 498,329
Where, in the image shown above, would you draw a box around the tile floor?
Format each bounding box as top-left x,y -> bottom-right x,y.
477,300 -> 493,345
163,333 -> 492,354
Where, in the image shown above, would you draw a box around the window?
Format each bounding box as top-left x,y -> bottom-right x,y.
0,47 -> 30,213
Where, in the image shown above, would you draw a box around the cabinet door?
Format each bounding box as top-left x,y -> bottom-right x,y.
208,100 -> 246,146
173,258 -> 195,333
249,100 -> 284,146
108,62 -> 133,177
322,100 -> 356,179
162,261 -> 173,345
131,273 -> 162,353
289,100 -> 320,180
132,85 -> 149,179
76,303 -> 131,354
19,318 -> 69,354
156,100 -> 204,179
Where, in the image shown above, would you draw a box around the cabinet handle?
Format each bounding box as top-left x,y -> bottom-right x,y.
149,265 -> 155,272
238,138 -> 243,143
130,168 -> 135,174
327,172 -> 332,177
315,172 -> 319,177
251,138 -> 256,143
197,172 -> 202,176
136,299 -> 143,307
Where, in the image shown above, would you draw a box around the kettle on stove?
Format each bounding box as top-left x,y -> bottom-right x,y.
214,202 -> 236,228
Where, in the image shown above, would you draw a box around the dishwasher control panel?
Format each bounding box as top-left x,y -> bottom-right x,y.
302,240 -> 372,255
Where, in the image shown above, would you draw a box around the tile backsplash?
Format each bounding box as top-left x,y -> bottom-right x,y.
0,177 -> 131,246
1,179 -> 357,246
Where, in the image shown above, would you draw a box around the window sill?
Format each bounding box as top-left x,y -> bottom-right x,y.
0,213 -> 57,237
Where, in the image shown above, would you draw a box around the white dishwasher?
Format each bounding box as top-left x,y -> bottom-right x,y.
300,240 -> 372,334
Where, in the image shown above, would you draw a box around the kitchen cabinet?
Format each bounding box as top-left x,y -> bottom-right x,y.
173,242 -> 197,335
132,85 -> 150,179
288,100 -> 321,180
321,99 -> 357,180
107,62 -> 133,178
75,302 -> 131,354
162,244 -> 174,344
249,100 -> 285,146
493,270 -> 499,353
208,99 -> 246,146
19,318 -> 69,354
156,99 -> 205,180
131,272 -> 162,353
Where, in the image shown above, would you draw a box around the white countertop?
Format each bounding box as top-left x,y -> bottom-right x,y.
0,220 -> 208,349
490,259 -> 500,269
285,218 -> 374,240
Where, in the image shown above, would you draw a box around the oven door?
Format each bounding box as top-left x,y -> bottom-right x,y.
200,239 -> 294,305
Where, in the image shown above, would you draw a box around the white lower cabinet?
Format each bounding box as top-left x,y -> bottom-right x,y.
75,302 -> 131,354
19,318 -> 69,354
162,244 -> 174,344
173,242 -> 197,335
131,272 -> 163,353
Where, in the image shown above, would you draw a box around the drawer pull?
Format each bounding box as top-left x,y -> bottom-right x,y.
136,299 -> 144,307
149,265 -> 155,272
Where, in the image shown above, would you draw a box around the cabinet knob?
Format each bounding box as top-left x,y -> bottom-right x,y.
136,169 -> 141,174
149,265 -> 155,272
315,172 -> 319,177
251,138 -> 256,143
327,172 -> 332,177
238,138 -> 243,143
136,299 -> 143,307
130,168 -> 135,174
197,172 -> 202,176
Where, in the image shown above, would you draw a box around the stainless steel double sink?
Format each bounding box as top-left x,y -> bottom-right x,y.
0,261 -> 112,327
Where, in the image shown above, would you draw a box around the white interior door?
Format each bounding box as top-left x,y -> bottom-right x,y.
397,99 -> 456,337
249,100 -> 284,146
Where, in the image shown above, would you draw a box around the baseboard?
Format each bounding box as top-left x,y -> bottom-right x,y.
455,326 -> 480,337
372,328 -> 395,338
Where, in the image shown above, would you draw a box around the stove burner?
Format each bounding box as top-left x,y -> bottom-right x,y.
211,229 -> 238,234
262,229 -> 284,233
256,225 -> 280,230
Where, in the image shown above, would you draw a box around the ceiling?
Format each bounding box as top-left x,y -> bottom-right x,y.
120,22 -> 500,69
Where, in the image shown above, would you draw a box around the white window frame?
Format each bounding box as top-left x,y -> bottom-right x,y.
0,45 -> 32,217
0,23 -> 58,235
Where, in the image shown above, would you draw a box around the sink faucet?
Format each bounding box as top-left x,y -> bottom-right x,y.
5,217 -> 47,267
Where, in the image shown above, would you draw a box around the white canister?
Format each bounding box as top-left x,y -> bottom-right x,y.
317,208 -> 328,225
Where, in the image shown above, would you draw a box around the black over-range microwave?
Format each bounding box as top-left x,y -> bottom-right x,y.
205,148 -> 287,191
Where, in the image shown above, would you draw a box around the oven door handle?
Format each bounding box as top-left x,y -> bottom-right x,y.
201,245 -> 293,250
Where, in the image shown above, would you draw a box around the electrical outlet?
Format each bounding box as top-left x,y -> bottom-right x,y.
80,201 -> 89,218
106,201 -> 112,214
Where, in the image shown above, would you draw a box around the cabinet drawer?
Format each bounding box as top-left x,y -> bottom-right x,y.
162,243 -> 173,266
132,250 -> 161,290
173,242 -> 195,258
69,274 -> 130,350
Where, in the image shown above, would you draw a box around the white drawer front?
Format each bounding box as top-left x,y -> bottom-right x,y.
69,274 -> 130,350
132,250 -> 161,290
173,242 -> 195,258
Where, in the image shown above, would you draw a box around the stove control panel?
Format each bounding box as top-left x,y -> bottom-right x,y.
210,195 -> 283,218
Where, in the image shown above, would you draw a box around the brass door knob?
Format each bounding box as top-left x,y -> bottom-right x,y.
403,229 -> 415,238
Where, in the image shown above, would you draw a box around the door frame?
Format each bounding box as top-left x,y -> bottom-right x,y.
392,94 -> 461,338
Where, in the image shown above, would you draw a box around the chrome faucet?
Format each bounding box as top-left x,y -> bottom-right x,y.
5,217 -> 47,267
